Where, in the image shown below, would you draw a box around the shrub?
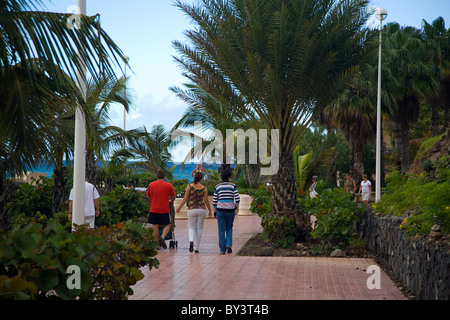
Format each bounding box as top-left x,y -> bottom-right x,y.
299,188 -> 363,252
0,219 -> 159,300
95,186 -> 148,227
249,189 -> 295,248
170,179 -> 190,197
260,213 -> 296,249
7,177 -> 53,221
375,156 -> 450,236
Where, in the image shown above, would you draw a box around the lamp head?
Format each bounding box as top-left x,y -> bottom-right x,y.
375,7 -> 388,21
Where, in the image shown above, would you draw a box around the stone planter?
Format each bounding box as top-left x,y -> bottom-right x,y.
237,194 -> 255,216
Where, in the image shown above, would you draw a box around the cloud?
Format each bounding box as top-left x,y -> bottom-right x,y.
109,92 -> 189,162
110,92 -> 186,132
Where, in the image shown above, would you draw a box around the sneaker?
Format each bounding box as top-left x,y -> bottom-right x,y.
159,237 -> 167,249
227,246 -> 232,254
220,251 -> 226,254
189,242 -> 194,253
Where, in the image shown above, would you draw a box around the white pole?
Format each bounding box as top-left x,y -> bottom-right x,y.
72,0 -> 87,229
375,8 -> 387,202
123,55 -> 129,149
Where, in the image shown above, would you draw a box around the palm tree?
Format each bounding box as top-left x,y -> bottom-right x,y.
322,61 -> 379,184
126,125 -> 174,178
84,75 -> 133,184
0,0 -> 125,213
382,23 -> 439,173
170,83 -> 243,173
173,0 -> 373,235
422,17 -> 450,136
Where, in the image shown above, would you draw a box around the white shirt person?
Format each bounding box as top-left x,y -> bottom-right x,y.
68,179 -> 100,228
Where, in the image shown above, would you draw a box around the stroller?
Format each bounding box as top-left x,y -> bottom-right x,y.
158,202 -> 178,249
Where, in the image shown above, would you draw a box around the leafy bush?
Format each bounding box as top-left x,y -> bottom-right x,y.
95,186 -> 148,227
299,188 -> 363,252
375,156 -> 450,236
0,219 -> 159,300
7,177 -> 53,221
170,179 -> 190,197
249,189 -> 295,248
260,214 -> 296,249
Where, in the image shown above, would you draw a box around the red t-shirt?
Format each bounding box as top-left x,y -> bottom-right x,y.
146,180 -> 175,213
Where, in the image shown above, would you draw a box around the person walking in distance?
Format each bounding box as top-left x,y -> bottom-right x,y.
176,172 -> 212,253
344,174 -> 357,200
68,176 -> 100,229
146,171 -> 176,249
358,174 -> 372,204
213,170 -> 240,254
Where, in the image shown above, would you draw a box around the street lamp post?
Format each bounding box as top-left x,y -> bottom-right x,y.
375,7 -> 387,202
72,0 -> 87,229
123,55 -> 129,149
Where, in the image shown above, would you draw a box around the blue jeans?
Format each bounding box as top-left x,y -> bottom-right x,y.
216,210 -> 235,253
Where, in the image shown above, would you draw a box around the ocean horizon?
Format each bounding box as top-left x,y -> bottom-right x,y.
29,161 -> 222,183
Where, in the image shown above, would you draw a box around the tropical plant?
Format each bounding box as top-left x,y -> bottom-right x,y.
6,177 -> 53,222
422,16 -> 450,136
382,23 -> 439,173
293,146 -> 337,197
0,0 -> 126,216
173,0 -> 373,237
84,75 -> 133,184
299,188 -> 364,252
126,125 -> 175,178
170,84 -> 242,174
0,219 -> 159,300
321,59 -> 379,182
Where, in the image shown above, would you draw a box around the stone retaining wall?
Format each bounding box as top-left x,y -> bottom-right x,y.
356,208 -> 449,300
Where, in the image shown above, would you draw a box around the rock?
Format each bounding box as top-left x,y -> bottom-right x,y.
431,224 -> 441,232
249,246 -> 274,256
330,249 -> 346,257
429,224 -> 443,240
296,243 -> 306,250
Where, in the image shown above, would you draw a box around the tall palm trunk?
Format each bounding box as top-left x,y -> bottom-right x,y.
86,147 -> 97,185
350,139 -> 364,186
52,164 -> 67,217
393,120 -> 411,173
271,148 -> 308,240
431,97 -> 440,137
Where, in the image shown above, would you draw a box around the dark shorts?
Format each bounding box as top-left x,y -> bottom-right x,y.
148,212 -> 171,225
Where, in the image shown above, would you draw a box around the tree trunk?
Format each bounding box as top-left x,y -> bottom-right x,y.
52,165 -> 67,217
393,120 -> 410,173
350,139 -> 364,186
444,103 -> 449,132
86,147 -> 97,186
271,150 -> 308,241
431,101 -> 440,137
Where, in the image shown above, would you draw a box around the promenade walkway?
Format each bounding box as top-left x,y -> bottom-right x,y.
130,214 -> 406,300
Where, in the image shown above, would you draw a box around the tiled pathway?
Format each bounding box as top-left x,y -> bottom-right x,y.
130,215 -> 406,300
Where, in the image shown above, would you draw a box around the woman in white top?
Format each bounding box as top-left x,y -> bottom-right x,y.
358,174 -> 372,204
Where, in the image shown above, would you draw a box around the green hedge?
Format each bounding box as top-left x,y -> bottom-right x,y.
0,220 -> 159,300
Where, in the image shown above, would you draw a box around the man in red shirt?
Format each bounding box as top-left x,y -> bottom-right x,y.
146,170 -> 176,249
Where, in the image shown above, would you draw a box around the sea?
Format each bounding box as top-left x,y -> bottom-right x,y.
30,161 -> 221,183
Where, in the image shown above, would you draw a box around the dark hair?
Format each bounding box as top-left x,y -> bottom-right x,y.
194,172 -> 203,183
221,169 -> 232,182
156,170 -> 165,180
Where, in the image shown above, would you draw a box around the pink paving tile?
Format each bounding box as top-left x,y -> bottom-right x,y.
130,215 -> 407,300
